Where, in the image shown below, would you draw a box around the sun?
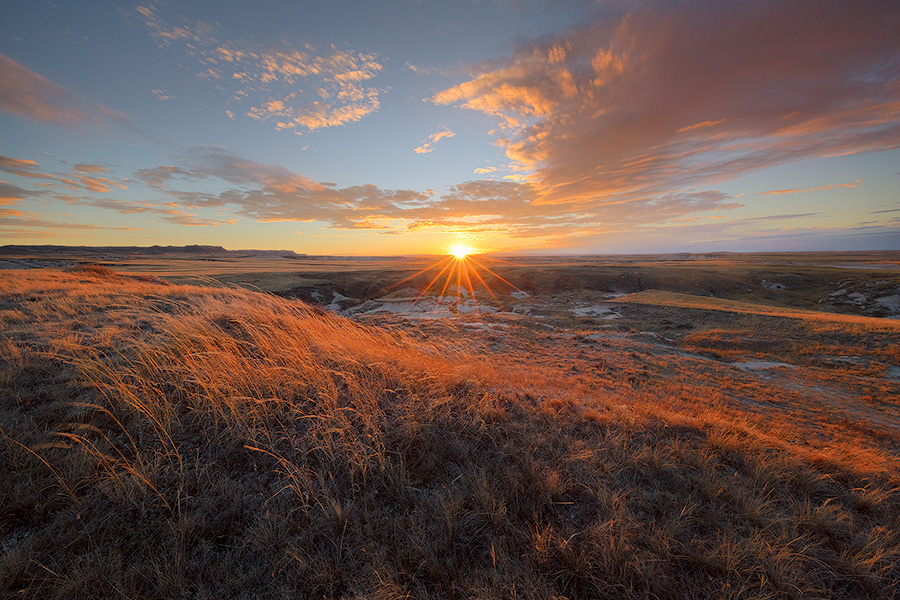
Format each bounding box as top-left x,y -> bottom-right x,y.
449,243 -> 476,260
390,243 -> 521,312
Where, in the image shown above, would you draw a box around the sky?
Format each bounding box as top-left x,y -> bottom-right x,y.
1,0 -> 898,256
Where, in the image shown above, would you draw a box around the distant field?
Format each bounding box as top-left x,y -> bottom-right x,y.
616,290 -> 900,329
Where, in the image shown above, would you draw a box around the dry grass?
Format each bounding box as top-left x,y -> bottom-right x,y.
2,268 -> 899,599
616,290 -> 900,330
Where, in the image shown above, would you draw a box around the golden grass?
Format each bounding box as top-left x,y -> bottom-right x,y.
1,267 -> 899,599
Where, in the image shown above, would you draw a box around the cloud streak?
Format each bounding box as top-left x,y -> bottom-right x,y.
0,54 -> 133,130
0,54 -> 90,125
432,0 -> 900,208
757,181 -> 861,196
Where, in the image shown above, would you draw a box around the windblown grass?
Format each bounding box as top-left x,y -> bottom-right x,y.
1,268 -> 898,599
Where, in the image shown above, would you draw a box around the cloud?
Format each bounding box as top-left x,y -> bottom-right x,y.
151,89 -> 173,101
8,146 -> 863,249
136,3 -> 384,132
126,147 -> 746,246
0,54 -> 90,125
74,176 -> 127,193
0,209 -> 139,231
414,130 -> 456,154
756,181 -> 861,196
136,3 -> 218,47
473,166 -> 500,174
0,54 -> 133,129
139,147 -> 431,228
0,181 -> 40,204
432,0 -> 900,208
1,155 -> 130,195
85,197 -> 236,226
73,164 -> 111,174
2,154 -> 237,229
0,155 -> 55,180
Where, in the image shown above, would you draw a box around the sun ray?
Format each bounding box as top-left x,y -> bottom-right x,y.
394,255 -> 453,287
437,260 -> 456,304
459,257 -> 480,313
384,246 -> 522,315
415,257 -> 456,304
468,256 -> 522,292
466,259 -> 503,305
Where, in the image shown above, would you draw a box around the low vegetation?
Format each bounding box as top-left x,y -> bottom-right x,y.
2,267 -> 898,599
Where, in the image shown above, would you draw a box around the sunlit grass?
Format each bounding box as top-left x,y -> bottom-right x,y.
1,267 -> 898,598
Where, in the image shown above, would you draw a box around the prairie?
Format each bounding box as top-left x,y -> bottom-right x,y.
1,255 -> 899,599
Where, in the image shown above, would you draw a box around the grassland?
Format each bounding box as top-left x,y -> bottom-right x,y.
2,259 -> 899,599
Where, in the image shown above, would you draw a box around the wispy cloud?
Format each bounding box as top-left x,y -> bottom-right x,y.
414,130 -> 456,154
756,181 -> 861,196
0,54 -> 90,125
0,155 -> 55,180
136,3 -> 384,132
0,54 -> 133,129
432,0 -> 900,210
0,208 -> 139,232
0,182 -> 40,204
135,3 -> 218,46
3,154 -> 237,229
85,198 -> 236,227
2,156 -> 130,195
151,88 -> 173,101
72,164 -> 111,174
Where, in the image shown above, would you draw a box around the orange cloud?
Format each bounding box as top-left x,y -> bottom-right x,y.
0,55 -> 134,131
414,130 -> 456,154
757,181 -> 861,196
0,155 -> 55,180
76,176 -> 128,193
677,119 -> 726,133
0,55 -> 88,125
1,156 -> 131,195
73,164 -> 111,174
432,1 -> 900,209
0,210 -> 139,232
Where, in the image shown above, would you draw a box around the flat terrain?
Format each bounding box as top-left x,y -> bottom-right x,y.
1,250 -> 899,598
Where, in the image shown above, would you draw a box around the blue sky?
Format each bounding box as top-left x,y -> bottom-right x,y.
1,0 -> 898,255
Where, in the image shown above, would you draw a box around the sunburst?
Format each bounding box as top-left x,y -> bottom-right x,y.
393,245 -> 521,314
